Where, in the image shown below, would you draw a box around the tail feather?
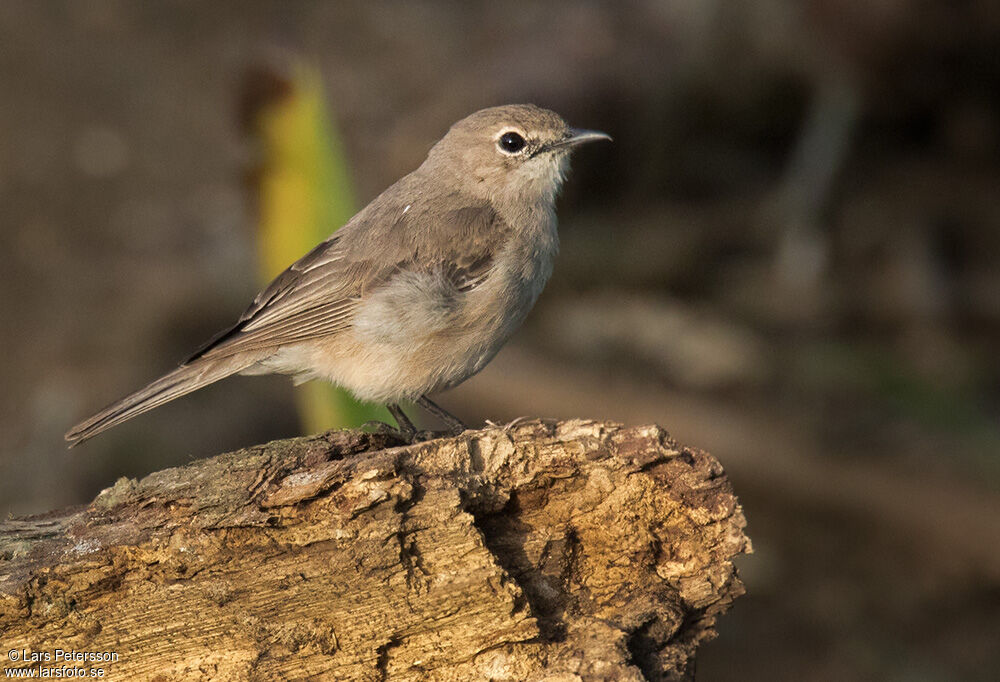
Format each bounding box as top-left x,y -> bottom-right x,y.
64,357 -> 255,447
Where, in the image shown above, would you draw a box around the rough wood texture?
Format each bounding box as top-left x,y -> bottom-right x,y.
0,420 -> 750,681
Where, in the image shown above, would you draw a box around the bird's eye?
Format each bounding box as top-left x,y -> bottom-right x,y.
497,131 -> 526,154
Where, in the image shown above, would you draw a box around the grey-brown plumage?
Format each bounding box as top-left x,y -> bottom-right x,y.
66,104 -> 610,446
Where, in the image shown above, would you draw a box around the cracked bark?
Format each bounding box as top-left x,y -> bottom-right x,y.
1,420 -> 750,681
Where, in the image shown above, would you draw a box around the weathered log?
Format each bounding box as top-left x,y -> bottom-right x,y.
1,419 -> 749,681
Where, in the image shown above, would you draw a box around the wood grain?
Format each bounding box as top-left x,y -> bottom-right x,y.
1,420 -> 749,681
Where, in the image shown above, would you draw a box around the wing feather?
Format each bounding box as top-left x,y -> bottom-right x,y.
188,182 -> 510,363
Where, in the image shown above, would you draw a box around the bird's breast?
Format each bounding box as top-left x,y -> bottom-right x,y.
468,208 -> 559,330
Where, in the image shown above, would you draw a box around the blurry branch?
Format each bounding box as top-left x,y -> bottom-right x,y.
241,61 -> 388,432
770,74 -> 861,317
0,420 -> 749,681
775,76 -> 860,246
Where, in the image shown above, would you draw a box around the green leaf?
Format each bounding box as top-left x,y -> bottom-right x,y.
252,63 -> 389,432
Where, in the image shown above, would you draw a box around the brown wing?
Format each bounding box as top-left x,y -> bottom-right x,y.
187,187 -> 509,363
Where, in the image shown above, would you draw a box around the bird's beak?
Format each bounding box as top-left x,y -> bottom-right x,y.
541,128 -> 612,155
565,128 -> 613,146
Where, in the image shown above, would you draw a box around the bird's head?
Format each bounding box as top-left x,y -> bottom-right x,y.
424,104 -> 610,205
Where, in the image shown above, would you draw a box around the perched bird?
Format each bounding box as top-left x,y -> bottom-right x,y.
65,104 -> 610,446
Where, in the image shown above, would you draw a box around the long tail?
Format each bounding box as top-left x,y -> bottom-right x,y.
64,356 -> 257,447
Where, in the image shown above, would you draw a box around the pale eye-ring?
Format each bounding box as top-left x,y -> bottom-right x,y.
497,131 -> 526,154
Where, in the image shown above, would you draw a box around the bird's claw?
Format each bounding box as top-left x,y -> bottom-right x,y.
361,421 -> 464,444
362,420 -> 415,443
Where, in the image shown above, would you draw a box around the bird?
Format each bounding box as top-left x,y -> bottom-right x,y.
65,104 -> 611,446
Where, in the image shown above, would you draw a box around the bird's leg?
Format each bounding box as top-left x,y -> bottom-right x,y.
387,403 -> 417,435
363,403 -> 417,442
416,395 -> 466,436
364,398 -> 465,443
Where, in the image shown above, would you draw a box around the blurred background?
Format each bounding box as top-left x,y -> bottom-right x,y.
2,1 -> 999,679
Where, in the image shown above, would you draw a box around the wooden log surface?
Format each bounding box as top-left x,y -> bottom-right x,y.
0,419 -> 750,681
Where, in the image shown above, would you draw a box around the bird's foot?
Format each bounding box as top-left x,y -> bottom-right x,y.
362,420 -> 416,444
365,400 -> 466,444
412,427 -> 464,442
361,422 -> 463,444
